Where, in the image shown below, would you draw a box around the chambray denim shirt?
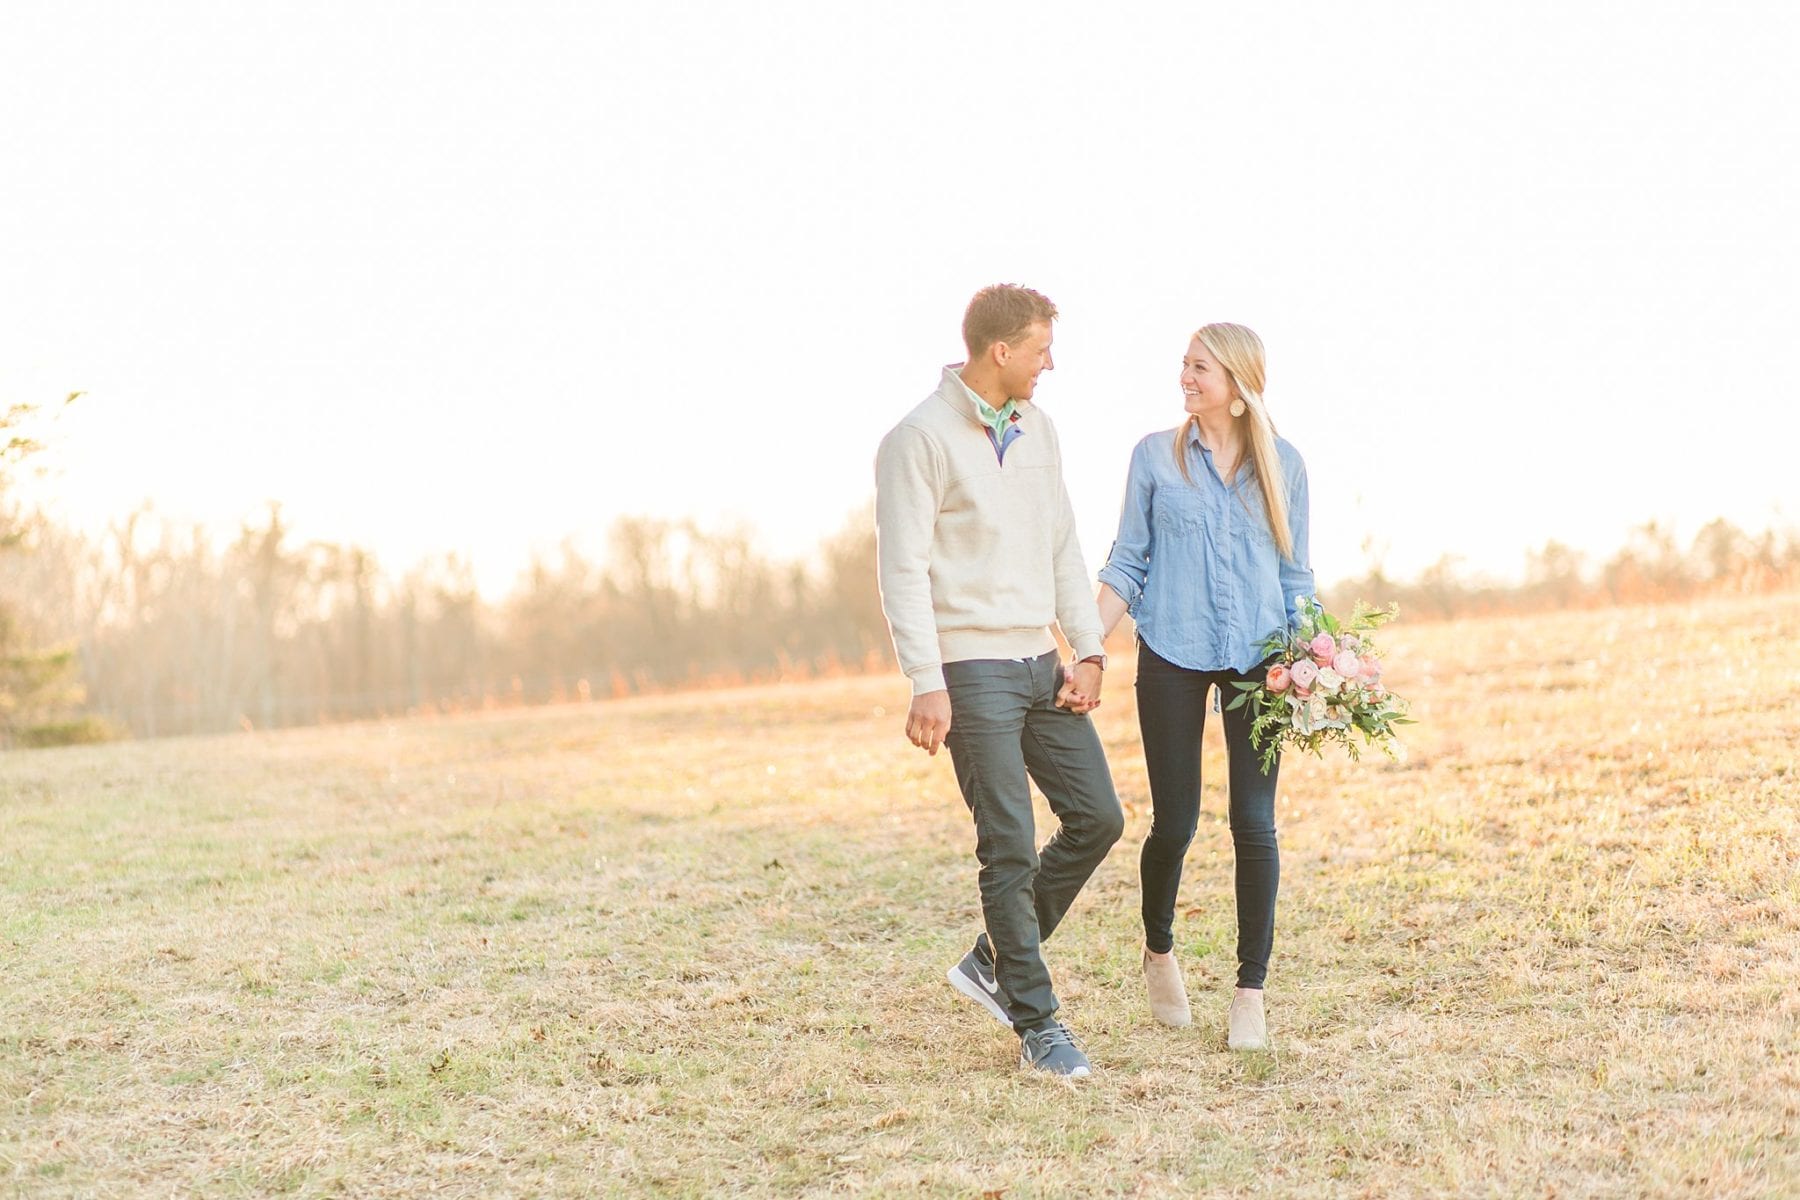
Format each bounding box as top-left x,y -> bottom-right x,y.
1097,427 -> 1316,673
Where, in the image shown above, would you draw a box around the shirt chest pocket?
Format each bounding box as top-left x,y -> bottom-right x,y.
1154,484 -> 1209,536
1238,491 -> 1279,551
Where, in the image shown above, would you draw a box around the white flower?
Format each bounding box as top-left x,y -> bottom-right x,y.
1315,667 -> 1345,695
1290,699 -> 1314,733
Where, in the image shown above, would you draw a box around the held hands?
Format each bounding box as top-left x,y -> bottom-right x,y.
908,659 -> 1098,756
905,689 -> 952,755
1057,659 -> 1104,715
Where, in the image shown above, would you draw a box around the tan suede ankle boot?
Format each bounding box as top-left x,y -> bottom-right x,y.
1227,988 -> 1268,1050
1143,949 -> 1192,1027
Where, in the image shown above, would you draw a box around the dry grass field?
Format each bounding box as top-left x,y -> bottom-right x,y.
3,593 -> 1797,1198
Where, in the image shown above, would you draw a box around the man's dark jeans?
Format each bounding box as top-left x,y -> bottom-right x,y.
942,650 -> 1124,1032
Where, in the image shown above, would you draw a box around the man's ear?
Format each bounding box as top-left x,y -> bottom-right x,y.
988,339 -> 1012,368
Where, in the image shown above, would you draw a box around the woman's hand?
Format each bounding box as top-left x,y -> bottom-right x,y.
1057,660 -> 1104,714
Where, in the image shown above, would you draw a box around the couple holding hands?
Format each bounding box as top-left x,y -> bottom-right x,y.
874,284 -> 1312,1078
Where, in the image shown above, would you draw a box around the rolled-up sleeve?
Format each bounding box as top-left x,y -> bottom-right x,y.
1277,454 -> 1315,625
1097,437 -> 1154,611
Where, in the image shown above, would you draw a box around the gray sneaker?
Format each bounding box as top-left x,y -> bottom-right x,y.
1020,1021 -> 1090,1077
946,941 -> 1012,1027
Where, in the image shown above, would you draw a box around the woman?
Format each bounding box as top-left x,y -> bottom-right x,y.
1094,322 -> 1313,1050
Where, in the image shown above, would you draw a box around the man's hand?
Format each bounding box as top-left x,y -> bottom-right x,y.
905,689 -> 953,755
1057,659 -> 1104,715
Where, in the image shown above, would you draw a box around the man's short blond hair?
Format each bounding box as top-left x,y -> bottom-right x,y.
962,284 -> 1058,359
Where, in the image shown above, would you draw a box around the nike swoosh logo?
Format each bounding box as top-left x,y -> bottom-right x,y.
980,973 -> 1000,995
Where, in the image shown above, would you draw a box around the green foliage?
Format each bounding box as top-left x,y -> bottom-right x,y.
1226,596 -> 1414,774
1,393 -> 89,748
15,715 -> 124,748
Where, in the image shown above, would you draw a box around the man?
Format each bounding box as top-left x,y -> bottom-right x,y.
874,284 -> 1124,1078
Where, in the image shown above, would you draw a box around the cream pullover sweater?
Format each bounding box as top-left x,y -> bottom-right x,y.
875,365 -> 1106,696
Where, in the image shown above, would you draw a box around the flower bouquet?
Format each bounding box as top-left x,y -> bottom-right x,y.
1225,596 -> 1413,774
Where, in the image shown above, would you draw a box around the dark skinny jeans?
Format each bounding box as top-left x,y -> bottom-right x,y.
1135,638 -> 1280,989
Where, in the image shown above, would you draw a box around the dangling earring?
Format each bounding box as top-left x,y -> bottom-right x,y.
1229,398 -> 1246,418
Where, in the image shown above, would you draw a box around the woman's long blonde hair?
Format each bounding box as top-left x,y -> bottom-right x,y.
1173,322 -> 1294,561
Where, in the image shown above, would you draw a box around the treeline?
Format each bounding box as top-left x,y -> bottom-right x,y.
1322,519 -> 1800,620
0,503 -> 888,742
2,497 -> 1798,746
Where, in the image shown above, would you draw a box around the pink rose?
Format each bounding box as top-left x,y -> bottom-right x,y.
1293,683 -> 1313,700
1289,659 -> 1319,691
1266,664 -> 1291,693
1358,655 -> 1382,681
1333,650 -> 1360,677
1309,633 -> 1336,661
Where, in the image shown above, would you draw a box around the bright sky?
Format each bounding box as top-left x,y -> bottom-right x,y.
5,2 -> 1796,598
